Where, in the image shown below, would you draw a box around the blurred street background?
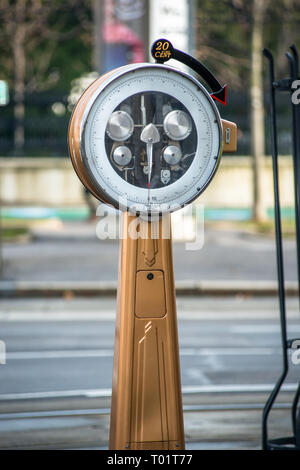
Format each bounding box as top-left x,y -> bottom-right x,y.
0,0 -> 300,450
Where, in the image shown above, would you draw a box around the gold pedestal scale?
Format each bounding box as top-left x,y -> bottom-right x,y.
68,39 -> 237,450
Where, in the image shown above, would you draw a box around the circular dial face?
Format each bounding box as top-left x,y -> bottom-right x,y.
82,64 -> 222,214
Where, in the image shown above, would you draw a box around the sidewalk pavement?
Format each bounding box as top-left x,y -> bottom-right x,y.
0,279 -> 298,298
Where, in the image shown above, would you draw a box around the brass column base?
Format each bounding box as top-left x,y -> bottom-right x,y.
109,212 -> 185,450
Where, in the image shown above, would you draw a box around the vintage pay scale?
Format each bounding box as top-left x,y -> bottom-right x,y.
68,39 -> 237,450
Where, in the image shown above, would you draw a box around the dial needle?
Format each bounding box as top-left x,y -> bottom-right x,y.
140,123 -> 160,203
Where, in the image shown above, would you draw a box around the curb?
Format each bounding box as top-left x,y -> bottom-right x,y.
0,280 -> 298,298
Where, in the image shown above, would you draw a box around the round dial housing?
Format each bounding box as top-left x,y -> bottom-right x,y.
69,63 -> 222,215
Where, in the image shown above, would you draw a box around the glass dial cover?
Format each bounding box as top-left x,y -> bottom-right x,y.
81,64 -> 222,215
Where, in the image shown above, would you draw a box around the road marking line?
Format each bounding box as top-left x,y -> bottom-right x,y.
4,347 -> 281,360
0,383 -> 297,401
0,402 -> 293,420
6,350 -> 114,359
231,324 -> 300,334
1,310 -> 299,321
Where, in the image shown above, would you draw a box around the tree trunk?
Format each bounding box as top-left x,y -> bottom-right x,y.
251,0 -> 267,222
93,0 -> 101,72
13,3 -> 26,154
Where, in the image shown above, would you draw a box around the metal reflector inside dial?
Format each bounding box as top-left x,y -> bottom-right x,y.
106,110 -> 134,141
163,110 -> 192,140
163,145 -> 182,165
113,146 -> 132,166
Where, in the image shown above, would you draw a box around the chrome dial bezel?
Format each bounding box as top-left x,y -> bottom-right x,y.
79,63 -> 223,215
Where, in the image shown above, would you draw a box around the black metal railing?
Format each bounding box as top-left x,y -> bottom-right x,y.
262,45 -> 300,451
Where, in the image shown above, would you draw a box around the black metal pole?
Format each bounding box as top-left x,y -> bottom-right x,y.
290,46 -> 300,166
286,49 -> 300,307
262,48 -> 289,450
287,45 -> 300,440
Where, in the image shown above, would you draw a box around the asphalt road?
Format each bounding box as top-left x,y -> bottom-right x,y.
1,227 -> 298,282
1,296 -> 300,394
0,296 -> 299,449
